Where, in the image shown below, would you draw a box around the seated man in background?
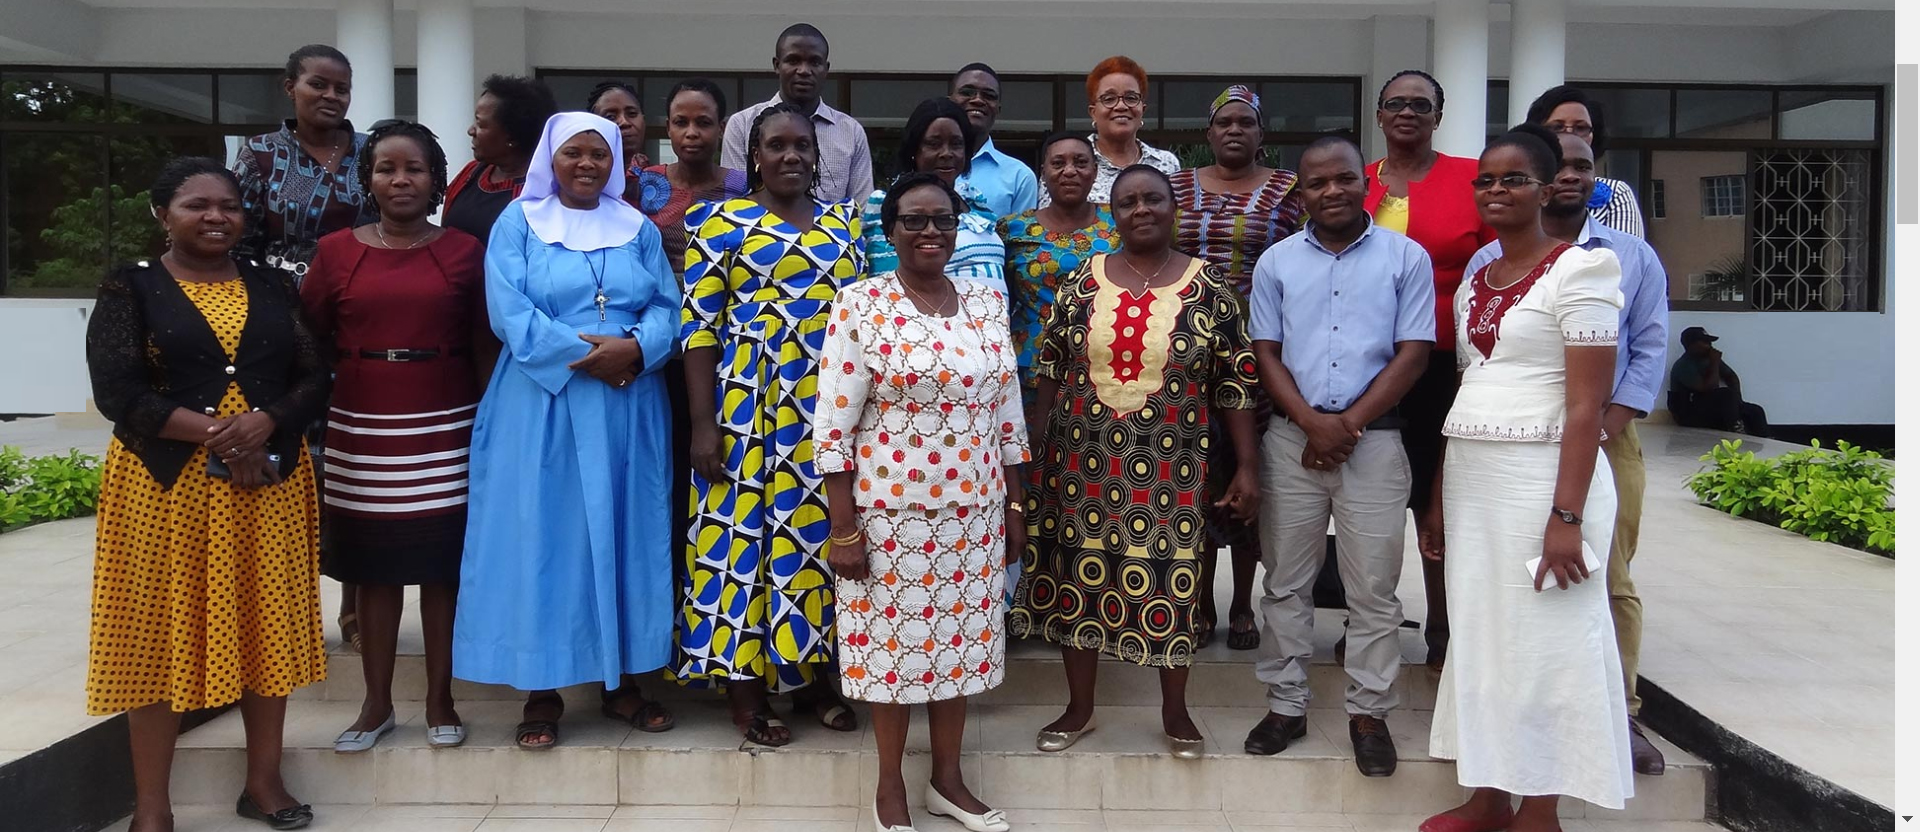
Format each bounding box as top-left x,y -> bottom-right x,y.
1668,326 -> 1768,436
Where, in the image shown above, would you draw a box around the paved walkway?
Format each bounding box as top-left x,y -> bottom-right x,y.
0,415 -> 1890,815
99,804 -> 1720,832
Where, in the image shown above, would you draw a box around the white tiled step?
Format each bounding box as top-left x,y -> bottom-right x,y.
301,629 -> 1441,710
172,700 -> 1708,821
104,802 -> 1728,832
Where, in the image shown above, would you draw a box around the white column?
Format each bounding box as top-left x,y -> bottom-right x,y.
417,0 -> 476,172
1431,0 -> 1490,158
1508,0 -> 1568,125
335,0 -> 395,126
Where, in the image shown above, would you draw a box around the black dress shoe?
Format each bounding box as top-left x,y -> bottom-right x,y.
1243,712 -> 1308,756
235,792 -> 313,830
1629,717 -> 1667,776
1349,715 -> 1397,777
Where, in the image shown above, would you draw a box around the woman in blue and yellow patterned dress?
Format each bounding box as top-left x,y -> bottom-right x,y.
674,103 -> 866,747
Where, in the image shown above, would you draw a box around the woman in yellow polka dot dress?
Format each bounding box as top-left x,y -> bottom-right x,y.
85,157 -> 332,832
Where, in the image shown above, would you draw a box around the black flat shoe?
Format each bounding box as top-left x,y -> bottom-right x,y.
1243,712 -> 1308,756
235,792 -> 313,830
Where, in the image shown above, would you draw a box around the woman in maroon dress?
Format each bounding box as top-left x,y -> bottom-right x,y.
302,121 -> 489,752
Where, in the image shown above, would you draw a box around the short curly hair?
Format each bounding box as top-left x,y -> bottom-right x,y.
1085,56 -> 1148,104
880,172 -> 967,238
358,120 -> 449,216
895,98 -> 976,178
1525,84 -> 1610,158
480,74 -> 559,156
150,156 -> 239,210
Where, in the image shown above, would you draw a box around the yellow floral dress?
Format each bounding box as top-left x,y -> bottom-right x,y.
86,277 -> 325,714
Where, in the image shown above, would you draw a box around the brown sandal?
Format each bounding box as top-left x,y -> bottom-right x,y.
601,686 -> 676,733
337,612 -> 363,654
516,692 -> 564,750
736,709 -> 791,748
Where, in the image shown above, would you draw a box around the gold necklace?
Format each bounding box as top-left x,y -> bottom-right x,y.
376,223 -> 432,250
898,273 -> 956,317
1116,249 -> 1174,297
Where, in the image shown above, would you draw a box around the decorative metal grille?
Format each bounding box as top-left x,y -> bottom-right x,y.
1748,148 -> 1873,311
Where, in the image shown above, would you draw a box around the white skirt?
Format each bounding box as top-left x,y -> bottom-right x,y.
1429,439 -> 1634,810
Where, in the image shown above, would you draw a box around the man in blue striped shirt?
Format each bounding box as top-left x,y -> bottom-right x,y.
1242,135 -> 1434,777
1464,130 -> 1671,776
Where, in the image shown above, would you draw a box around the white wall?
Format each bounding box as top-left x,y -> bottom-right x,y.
0,301 -> 94,414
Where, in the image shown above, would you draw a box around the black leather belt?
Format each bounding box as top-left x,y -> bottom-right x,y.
340,348 -> 466,362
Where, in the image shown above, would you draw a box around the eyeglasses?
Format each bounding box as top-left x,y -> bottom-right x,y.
1096,92 -> 1145,110
895,214 -> 961,231
1380,97 -> 1437,115
1544,120 -> 1595,138
955,85 -> 1000,103
1471,173 -> 1547,191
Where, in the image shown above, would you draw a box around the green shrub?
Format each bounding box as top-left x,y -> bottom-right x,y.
1687,438 -> 1894,557
0,445 -> 102,533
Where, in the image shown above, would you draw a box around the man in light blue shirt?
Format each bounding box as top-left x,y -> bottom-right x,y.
1242,135 -> 1434,777
950,62 -> 1039,218
1463,131 -> 1671,775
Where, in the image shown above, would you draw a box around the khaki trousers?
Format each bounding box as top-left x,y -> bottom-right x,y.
1601,420 -> 1646,716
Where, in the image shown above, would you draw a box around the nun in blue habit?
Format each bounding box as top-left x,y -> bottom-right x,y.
455,111 -> 680,747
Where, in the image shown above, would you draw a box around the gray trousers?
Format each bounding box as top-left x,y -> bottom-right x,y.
1253,419 -> 1410,717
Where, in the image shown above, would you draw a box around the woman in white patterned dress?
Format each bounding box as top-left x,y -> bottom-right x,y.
816,172 -> 1028,832
1417,125 -> 1631,832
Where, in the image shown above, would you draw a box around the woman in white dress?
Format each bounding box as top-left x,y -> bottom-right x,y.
816,172 -> 1028,832
1416,124 -> 1632,832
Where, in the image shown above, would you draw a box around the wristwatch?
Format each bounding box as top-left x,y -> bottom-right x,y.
1551,506 -> 1583,526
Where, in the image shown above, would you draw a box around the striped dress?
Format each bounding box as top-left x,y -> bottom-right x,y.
300,228 -> 488,585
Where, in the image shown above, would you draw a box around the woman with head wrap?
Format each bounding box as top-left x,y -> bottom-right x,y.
1169,84 -> 1306,651
453,112 -> 682,748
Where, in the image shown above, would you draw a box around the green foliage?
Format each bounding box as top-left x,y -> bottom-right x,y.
1687,439 -> 1895,557
0,446 -> 102,533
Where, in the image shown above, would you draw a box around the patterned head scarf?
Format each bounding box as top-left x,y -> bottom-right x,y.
1209,85 -> 1262,121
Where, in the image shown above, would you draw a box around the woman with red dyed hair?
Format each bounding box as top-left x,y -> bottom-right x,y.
1040,56 -> 1181,207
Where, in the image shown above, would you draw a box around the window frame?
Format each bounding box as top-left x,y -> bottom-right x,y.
1,64 -> 419,297
1492,80 -> 1886,313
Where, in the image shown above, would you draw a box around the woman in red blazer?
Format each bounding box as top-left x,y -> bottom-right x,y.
1364,69 -> 1495,673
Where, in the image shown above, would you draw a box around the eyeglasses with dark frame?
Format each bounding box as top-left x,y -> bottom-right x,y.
895,214 -> 961,232
1471,173 -> 1549,191
1380,97 -> 1437,115
1096,92 -> 1146,110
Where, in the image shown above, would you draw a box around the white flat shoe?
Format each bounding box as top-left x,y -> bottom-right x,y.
427,724 -> 467,749
333,712 -> 395,753
1167,732 -> 1205,760
925,785 -> 1009,832
1035,719 -> 1095,752
872,805 -> 918,832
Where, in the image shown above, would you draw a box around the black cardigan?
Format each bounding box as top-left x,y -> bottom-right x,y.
85,259 -> 332,489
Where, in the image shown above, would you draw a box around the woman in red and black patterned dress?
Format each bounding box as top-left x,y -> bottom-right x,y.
1013,166 -> 1262,759
302,121 -> 488,752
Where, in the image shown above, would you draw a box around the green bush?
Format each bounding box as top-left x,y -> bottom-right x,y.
0,446 -> 102,533
1687,438 -> 1895,556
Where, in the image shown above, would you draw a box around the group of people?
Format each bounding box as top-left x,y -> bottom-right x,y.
84,21 -> 1679,832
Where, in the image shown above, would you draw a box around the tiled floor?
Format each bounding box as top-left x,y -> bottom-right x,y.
0,415 -> 1889,817
100,803 -> 1727,832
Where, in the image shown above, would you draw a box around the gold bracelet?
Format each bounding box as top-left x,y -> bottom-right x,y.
829,529 -> 865,546
1006,501 -> 1027,515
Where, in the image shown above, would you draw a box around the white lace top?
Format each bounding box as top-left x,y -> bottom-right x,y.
1444,245 -> 1624,442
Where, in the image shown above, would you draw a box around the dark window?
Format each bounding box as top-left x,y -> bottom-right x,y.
1649,179 -> 1666,220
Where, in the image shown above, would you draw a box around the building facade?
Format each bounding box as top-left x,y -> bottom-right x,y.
0,0 -> 1897,427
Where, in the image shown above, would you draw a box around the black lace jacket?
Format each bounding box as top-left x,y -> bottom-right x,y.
85,259 -> 332,489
